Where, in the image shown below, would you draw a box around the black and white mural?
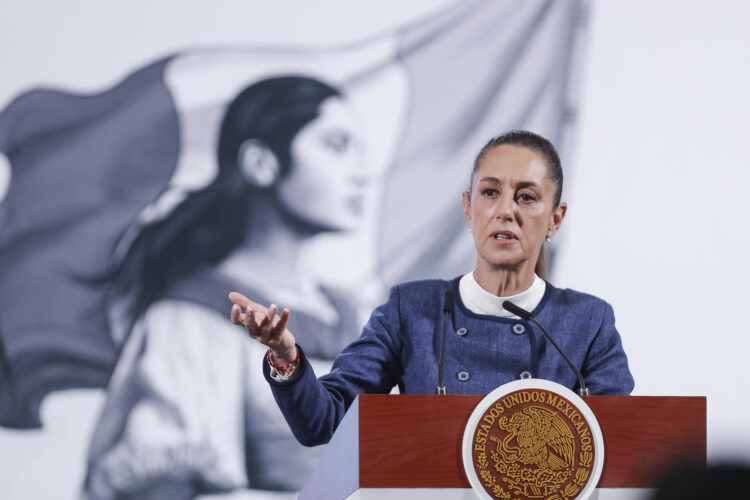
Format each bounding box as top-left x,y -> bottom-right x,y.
0,1 -> 587,498
7,1 -> 750,498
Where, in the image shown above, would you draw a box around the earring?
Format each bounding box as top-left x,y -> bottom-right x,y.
545,236 -> 551,244
468,227 -> 472,233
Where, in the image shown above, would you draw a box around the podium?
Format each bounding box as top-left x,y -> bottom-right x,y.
299,394 -> 706,499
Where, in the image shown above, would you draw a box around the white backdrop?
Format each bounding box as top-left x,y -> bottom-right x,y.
1,1 -> 749,499
555,0 -> 750,460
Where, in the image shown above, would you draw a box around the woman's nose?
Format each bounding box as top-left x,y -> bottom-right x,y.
495,196 -> 515,221
350,172 -> 369,188
349,157 -> 372,188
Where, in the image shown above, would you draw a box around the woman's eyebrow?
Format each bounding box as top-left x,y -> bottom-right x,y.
478,176 -> 501,184
516,181 -> 542,190
478,177 -> 541,190
321,127 -> 351,137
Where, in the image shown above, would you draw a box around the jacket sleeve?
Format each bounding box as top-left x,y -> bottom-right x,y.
581,300 -> 635,395
264,285 -> 404,446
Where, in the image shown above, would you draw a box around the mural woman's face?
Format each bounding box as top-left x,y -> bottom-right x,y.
275,96 -> 366,231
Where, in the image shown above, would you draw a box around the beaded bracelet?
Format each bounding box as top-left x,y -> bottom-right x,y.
266,347 -> 300,380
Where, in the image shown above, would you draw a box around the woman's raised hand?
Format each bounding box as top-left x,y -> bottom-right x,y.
229,291 -> 297,364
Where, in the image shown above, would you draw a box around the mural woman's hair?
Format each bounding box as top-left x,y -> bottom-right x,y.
110,76 -> 341,331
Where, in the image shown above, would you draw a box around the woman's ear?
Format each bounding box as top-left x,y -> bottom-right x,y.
462,191 -> 472,228
547,202 -> 567,238
238,139 -> 280,188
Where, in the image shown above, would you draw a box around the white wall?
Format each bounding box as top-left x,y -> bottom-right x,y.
555,0 -> 750,460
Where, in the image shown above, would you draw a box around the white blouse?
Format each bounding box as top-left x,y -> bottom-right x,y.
458,271 -> 546,317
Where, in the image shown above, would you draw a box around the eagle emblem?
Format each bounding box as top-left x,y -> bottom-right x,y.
495,406 -> 575,472
468,387 -> 599,500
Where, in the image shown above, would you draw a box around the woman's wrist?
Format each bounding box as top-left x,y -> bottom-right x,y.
270,342 -> 297,365
267,345 -> 301,380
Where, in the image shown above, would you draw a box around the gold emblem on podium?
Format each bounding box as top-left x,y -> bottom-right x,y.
463,380 -> 604,500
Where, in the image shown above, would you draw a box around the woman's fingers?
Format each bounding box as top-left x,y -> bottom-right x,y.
273,308 -> 291,337
264,304 -> 279,328
253,304 -> 275,331
228,291 -> 263,312
230,304 -> 242,325
229,293 -> 293,348
242,304 -> 287,341
241,308 -> 260,338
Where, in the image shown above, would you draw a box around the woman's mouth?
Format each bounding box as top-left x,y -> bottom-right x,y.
346,194 -> 364,215
491,230 -> 517,241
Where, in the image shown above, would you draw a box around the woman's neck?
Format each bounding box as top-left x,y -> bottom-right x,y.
473,260 -> 536,297
216,194 -> 318,292
212,192 -> 340,324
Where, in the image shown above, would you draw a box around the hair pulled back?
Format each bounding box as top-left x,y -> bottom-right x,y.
470,130 -> 564,279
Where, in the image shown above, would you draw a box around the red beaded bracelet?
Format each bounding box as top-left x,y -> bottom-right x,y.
266,347 -> 300,377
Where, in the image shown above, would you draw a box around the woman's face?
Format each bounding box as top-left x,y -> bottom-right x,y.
463,145 -> 566,273
275,96 -> 366,232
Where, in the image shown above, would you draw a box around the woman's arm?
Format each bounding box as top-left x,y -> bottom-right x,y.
229,286 -> 403,446
229,292 -> 297,365
581,301 -> 635,396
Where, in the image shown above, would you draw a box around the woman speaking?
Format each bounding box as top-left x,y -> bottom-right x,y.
229,130 -> 634,447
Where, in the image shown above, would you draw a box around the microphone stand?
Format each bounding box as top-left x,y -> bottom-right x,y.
502,300 -> 590,396
436,291 -> 453,395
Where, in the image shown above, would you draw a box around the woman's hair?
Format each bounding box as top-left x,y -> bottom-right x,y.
109,76 -> 341,330
469,130 -> 564,279
218,77 -> 340,180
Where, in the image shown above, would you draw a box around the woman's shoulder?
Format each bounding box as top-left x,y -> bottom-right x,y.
374,278 -> 456,316
545,281 -> 608,302
390,277 -> 454,299
541,282 -> 614,318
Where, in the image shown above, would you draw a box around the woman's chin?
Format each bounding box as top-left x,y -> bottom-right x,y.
480,254 -> 528,271
306,217 -> 357,234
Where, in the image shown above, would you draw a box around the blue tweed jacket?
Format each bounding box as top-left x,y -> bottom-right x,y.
264,278 -> 634,446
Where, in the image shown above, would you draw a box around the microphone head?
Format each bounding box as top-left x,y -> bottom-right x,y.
502,300 -> 532,320
443,290 -> 454,314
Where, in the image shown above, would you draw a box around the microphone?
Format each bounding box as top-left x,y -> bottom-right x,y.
436,290 -> 454,395
502,300 -> 590,396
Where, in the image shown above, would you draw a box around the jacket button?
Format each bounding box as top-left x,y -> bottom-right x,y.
512,323 -> 526,335
519,371 -> 532,380
456,327 -> 468,336
457,370 -> 470,381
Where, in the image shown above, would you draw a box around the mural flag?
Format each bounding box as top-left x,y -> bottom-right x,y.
0,0 -> 586,439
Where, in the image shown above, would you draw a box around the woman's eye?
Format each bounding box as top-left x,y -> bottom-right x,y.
481,188 -> 498,198
323,134 -> 350,153
518,193 -> 537,202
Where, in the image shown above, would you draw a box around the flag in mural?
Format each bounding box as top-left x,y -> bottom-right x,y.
0,0 -> 586,498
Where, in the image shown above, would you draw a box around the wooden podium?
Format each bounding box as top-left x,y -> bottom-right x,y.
299,394 -> 706,499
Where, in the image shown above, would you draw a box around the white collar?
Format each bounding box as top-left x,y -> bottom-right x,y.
458,271 -> 546,318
